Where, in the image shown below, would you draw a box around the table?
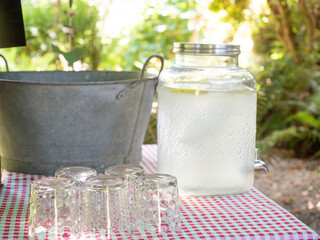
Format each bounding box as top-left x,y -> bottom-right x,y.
0,145 -> 319,239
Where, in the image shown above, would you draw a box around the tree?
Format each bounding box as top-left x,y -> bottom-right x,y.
210,0 -> 320,157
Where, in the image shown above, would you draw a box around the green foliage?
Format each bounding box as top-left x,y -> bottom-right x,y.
144,111 -> 158,144
255,52 -> 320,157
253,1 -> 320,157
288,112 -> 320,129
1,0 -> 193,71
0,0 -> 102,70
257,126 -> 298,155
69,0 -> 103,70
209,0 -> 320,157
113,0 -> 195,71
209,0 -> 251,40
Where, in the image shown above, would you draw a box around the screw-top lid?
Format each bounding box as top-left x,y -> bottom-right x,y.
173,43 -> 240,56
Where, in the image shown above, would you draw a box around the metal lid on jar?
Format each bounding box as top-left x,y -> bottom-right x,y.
173,42 -> 240,56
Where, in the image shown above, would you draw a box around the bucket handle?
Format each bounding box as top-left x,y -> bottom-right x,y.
0,54 -> 9,73
116,54 -> 164,100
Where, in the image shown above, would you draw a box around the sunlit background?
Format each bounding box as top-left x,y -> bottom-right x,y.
0,0 -> 270,71
83,0 -> 267,69
99,0 -> 266,68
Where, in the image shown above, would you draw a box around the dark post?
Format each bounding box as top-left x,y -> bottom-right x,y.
0,0 -> 26,184
0,0 -> 26,48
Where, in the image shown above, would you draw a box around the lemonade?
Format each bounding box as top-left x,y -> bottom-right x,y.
157,85 -> 257,196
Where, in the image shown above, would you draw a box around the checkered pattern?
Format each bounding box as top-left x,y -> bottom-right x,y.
0,145 -> 319,239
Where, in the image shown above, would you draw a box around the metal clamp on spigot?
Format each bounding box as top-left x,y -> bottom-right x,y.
254,149 -> 269,174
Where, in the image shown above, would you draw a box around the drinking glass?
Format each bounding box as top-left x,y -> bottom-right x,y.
28,177 -> 76,240
135,174 -> 181,234
105,165 -> 145,231
55,166 -> 97,183
80,176 -> 129,238
55,166 -> 97,235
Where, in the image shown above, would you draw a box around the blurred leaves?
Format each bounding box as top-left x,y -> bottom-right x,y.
255,53 -> 320,157
208,0 -> 320,157
287,112 -> 320,129
144,110 -> 158,144
0,0 -> 102,70
209,0 -> 251,40
209,0 -> 251,24
114,0 -> 195,71
0,0 -> 193,71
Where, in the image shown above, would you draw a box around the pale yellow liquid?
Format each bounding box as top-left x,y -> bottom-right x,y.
157,85 -> 257,196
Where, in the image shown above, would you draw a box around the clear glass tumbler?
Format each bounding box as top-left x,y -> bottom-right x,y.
28,177 -> 76,240
55,166 -> 97,183
55,166 -> 97,235
105,165 -> 145,231
135,174 -> 181,234
80,176 -> 129,238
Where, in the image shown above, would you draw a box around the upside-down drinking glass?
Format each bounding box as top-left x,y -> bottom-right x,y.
135,174 -> 181,235
55,166 -> 97,235
55,166 -> 97,183
80,175 -> 130,238
28,177 -> 76,240
105,164 -> 145,231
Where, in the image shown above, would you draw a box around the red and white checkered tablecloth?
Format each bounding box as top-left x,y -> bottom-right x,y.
0,145 -> 319,239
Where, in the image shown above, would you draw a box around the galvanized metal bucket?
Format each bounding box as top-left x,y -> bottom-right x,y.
0,54 -> 164,175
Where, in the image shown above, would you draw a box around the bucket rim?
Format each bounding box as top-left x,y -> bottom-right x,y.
0,70 -> 158,86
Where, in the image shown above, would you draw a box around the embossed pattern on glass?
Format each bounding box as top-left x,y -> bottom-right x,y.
28,177 -> 76,240
158,86 -> 256,196
80,176 -> 130,238
55,166 -> 97,236
105,165 -> 145,232
135,174 -> 181,234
